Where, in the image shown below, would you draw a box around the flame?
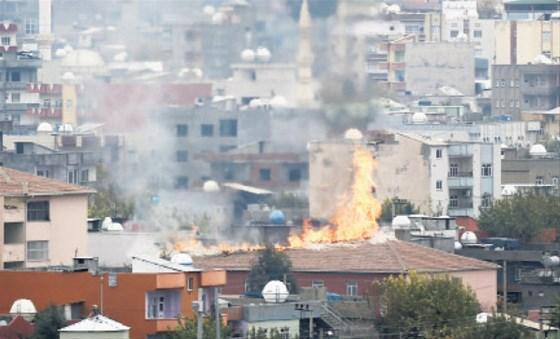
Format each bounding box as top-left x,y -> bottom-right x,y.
288,146 -> 381,247
170,145 -> 381,256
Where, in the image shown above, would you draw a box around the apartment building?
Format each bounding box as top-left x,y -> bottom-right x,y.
0,167 -> 94,269
308,133 -> 501,219
495,20 -> 560,64
0,267 -> 226,339
0,23 -> 41,131
492,64 -> 560,119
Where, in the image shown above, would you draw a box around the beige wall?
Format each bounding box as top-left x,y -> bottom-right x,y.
25,194 -> 89,268
450,269 -> 498,312
495,21 -> 560,64
60,331 -> 129,339
308,142 -> 357,220
375,137 -> 433,214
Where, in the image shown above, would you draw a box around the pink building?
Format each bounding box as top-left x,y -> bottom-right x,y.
0,167 -> 94,269
194,240 -> 498,311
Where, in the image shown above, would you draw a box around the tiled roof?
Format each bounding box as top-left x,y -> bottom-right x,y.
0,167 -> 95,196
59,315 -> 129,332
193,241 -> 497,274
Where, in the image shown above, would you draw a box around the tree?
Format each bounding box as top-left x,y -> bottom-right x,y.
32,305 -> 66,339
373,272 -> 480,338
88,166 -> 135,219
380,197 -> 419,223
454,313 -> 530,339
246,244 -> 298,294
478,193 -> 560,242
168,316 -> 230,339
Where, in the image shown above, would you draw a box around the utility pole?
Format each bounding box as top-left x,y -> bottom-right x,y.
309,310 -> 313,339
215,287 -> 221,339
503,260 -> 507,314
197,288 -> 203,339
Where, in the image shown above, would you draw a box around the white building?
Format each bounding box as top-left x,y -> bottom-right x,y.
59,314 -> 130,339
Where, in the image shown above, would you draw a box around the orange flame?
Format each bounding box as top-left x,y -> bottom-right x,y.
288,146 -> 381,247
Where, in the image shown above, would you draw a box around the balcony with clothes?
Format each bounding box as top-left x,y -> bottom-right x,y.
448,160 -> 474,188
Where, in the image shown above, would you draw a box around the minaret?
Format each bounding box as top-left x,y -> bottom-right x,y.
37,0 -> 53,60
296,0 -> 315,107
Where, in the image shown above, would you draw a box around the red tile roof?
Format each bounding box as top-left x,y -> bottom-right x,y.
0,167 -> 95,197
0,316 -> 34,339
193,240 -> 497,274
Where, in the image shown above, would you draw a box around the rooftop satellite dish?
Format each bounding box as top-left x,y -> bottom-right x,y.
262,280 -> 289,303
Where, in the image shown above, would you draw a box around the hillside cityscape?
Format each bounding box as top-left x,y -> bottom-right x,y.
0,0 -> 559,338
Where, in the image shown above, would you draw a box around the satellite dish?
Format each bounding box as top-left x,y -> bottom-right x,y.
262,280 -> 289,303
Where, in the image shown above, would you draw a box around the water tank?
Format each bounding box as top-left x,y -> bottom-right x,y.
58,123 -> 73,133
411,112 -> 428,124
212,12 -> 225,24
203,180 -> 220,193
529,144 -> 547,157
269,210 -> 286,225
241,49 -> 255,62
454,241 -> 463,250
460,231 -> 478,244
37,122 -> 53,133
543,255 -> 560,267
262,280 -> 289,303
171,253 -> 193,266
9,299 -> 37,315
501,185 -> 517,196
344,128 -> 363,140
392,215 -> 411,228
255,47 -> 271,62
270,96 -> 288,108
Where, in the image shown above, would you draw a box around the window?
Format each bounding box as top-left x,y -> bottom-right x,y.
175,176 -> 189,189
187,277 -> 194,291
481,164 -> 492,177
219,119 -> 237,137
449,195 -> 458,208
288,168 -> 302,182
481,194 -> 491,209
436,180 -> 443,191
1,37 -> 10,46
36,169 -> 49,178
27,241 -> 48,261
311,280 -> 324,288
346,281 -> 358,296
536,176 -> 544,185
146,290 -> 181,319
552,176 -> 559,187
542,31 -> 551,42
473,30 -> 482,38
81,169 -> 89,183
450,30 -> 459,38
10,71 -> 20,82
260,168 -> 271,181
495,80 -> 500,88
514,268 -> 521,282
176,150 -> 188,162
436,149 -> 442,158
176,124 -> 188,137
200,124 -> 214,137
449,164 -> 458,177
24,18 -> 37,34
27,201 -> 49,221
10,93 -> 20,103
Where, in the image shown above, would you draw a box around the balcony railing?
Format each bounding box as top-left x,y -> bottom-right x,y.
449,199 -> 474,209
3,244 -> 25,262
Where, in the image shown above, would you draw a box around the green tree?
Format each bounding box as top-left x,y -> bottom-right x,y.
380,197 -> 419,223
246,244 -> 298,294
168,316 -> 230,339
373,272 -> 480,338
32,305 -> 66,339
88,166 -> 135,219
454,313 -> 530,339
478,193 -> 560,242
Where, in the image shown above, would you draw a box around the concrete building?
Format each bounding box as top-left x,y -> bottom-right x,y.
405,42 -> 475,96
194,240 -> 499,311
59,314 -> 130,339
495,20 -> 560,64
0,23 -> 41,131
0,268 -> 226,339
0,167 -> 94,269
503,0 -> 560,20
502,146 -> 560,189
492,64 -> 560,119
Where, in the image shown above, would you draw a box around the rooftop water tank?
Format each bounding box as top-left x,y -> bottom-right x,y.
9,299 -> 37,315
269,210 -> 286,225
203,180 -> 220,193
392,215 -> 411,228
171,253 -> 193,266
344,128 -> 363,140
37,122 -> 53,133
529,144 -> 547,157
460,231 -> 478,244
262,280 -> 289,303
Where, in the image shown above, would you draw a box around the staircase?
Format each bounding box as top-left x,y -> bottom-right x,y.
318,303 -> 376,339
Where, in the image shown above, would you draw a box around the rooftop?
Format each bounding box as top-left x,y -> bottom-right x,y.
59,314 -> 129,333
0,167 -> 95,197
193,240 -> 497,274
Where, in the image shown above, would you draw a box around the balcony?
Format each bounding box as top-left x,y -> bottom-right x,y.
4,204 -> 25,223
448,145 -> 473,158
3,244 -> 25,262
448,173 -> 473,188
156,273 -> 186,289
448,199 -> 474,217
